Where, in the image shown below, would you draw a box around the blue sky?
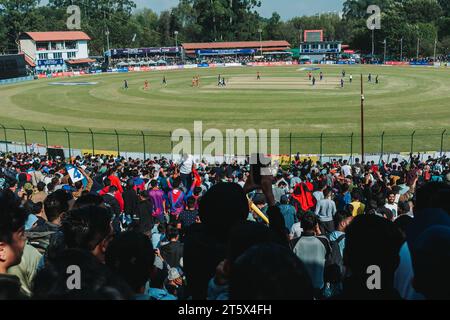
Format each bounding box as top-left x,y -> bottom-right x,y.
135,0 -> 344,19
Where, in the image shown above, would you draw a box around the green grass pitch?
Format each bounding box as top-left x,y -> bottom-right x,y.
0,65 -> 449,155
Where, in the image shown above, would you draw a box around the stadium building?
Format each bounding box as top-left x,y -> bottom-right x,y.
182,40 -> 292,62
299,30 -> 342,63
18,31 -> 93,73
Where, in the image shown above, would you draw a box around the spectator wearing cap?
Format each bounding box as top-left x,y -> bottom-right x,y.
166,267 -> 185,299
147,262 -> 177,300
31,182 -> 47,204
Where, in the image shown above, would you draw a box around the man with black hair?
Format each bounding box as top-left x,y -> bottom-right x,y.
412,225 -> 450,299
33,248 -> 132,300
0,190 -> 28,299
167,177 -> 185,221
177,196 -> 198,234
352,158 -> 363,178
293,212 -> 330,296
230,243 -> 314,300
72,194 -> 104,210
122,179 -> 139,217
208,221 -> 276,300
148,179 -> 166,223
394,182 -> 450,300
135,190 -> 154,235
278,195 -> 297,233
60,206 -> 114,264
26,190 -> 69,254
160,224 -> 183,269
336,183 -> 351,211
102,185 -> 121,217
315,187 -> 337,234
105,231 -> 155,300
147,263 -> 177,300
385,191 -> 398,219
337,215 -> 403,300
184,183 -> 249,299
350,190 -> 365,217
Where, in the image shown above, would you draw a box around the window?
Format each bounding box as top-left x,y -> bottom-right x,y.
36,42 -> 48,51
53,52 -> 62,59
38,53 -> 48,60
65,41 -> 77,50
67,52 -> 76,59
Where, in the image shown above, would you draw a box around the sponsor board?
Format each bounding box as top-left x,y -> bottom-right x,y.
49,81 -> 98,86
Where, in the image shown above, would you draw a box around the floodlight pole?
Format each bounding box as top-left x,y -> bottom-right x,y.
371,28 -> 375,58
400,37 -> 403,61
416,37 -> 420,60
105,29 -> 111,67
433,37 -> 437,62
174,30 -> 179,61
258,28 -> 263,57
360,74 -> 365,163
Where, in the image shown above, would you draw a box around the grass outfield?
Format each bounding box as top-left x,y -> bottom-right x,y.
0,64 -> 449,155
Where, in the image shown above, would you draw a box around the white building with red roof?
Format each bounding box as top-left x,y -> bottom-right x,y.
19,31 -> 94,72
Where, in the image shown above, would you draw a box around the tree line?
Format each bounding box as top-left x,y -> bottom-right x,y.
0,0 -> 449,58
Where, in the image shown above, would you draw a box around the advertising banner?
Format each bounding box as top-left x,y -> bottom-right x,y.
37,59 -> 64,66
110,47 -> 180,57
385,61 -> 409,66
196,49 -> 256,55
410,61 -> 432,66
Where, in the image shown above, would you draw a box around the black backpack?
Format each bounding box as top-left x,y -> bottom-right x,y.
324,234 -> 346,283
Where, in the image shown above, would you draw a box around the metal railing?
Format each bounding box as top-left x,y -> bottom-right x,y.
0,125 -> 448,160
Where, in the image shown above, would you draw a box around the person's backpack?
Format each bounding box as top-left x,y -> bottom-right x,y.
324,234 -> 346,283
26,230 -> 56,255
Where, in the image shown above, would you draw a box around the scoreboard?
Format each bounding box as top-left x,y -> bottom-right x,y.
304,30 -> 324,42
0,54 -> 27,80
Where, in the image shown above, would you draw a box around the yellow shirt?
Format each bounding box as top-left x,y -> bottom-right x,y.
351,201 -> 365,217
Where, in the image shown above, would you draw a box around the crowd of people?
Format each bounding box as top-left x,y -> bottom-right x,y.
0,150 -> 449,300
108,54 -> 294,68
109,55 -> 184,68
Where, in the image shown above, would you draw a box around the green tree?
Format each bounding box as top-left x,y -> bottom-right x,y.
0,0 -> 42,53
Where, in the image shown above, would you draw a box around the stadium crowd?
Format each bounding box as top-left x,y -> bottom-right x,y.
108,54 -> 293,68
0,151 -> 449,300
